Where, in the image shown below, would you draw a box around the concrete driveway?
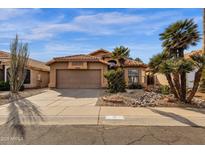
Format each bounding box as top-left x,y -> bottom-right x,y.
0,89 -> 104,125
1,89 -> 205,127
26,89 -> 103,107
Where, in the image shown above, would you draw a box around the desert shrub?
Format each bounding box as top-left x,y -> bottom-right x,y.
128,83 -> 143,89
157,85 -> 170,95
104,68 -> 126,93
0,81 -> 10,91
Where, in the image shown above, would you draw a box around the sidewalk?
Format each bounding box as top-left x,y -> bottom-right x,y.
1,104 -> 205,126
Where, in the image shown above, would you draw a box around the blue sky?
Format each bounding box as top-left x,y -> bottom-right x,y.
0,8 -> 203,63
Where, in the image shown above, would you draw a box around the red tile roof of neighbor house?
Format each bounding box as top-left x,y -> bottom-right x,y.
47,54 -> 109,65
0,51 -> 50,72
124,59 -> 147,67
88,49 -> 111,56
0,51 -> 10,58
185,49 -> 204,59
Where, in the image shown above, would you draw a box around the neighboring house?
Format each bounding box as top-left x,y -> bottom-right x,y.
47,49 -> 147,89
185,49 -> 204,88
145,69 -> 169,88
0,51 -> 50,88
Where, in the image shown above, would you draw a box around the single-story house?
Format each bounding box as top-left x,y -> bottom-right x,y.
46,49 -> 147,89
0,51 -> 50,88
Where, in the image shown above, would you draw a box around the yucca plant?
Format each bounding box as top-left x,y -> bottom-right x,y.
186,54 -> 205,102
160,19 -> 200,103
149,19 -> 202,103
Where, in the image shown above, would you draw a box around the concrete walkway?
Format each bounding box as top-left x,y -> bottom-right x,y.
1,89 -> 205,126
1,105 -> 205,126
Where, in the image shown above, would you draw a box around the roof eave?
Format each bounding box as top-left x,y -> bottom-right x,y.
46,59 -> 108,65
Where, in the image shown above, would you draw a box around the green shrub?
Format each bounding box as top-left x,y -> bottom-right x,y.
0,81 -> 10,91
128,83 -> 143,89
104,68 -> 126,93
20,85 -> 25,91
0,81 -> 25,91
157,85 -> 170,95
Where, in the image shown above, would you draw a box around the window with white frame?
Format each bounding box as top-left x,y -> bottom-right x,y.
128,69 -> 139,84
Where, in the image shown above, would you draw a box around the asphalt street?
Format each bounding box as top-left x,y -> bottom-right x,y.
1,125 -> 205,145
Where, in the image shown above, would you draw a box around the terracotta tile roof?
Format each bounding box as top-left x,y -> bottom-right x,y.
46,49 -> 146,68
47,54 -> 108,65
89,49 -> 111,56
124,59 -> 147,67
0,51 -> 10,58
0,51 -> 50,72
185,49 -> 204,59
27,59 -> 50,72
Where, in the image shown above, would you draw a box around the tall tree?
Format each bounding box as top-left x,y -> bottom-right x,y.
135,57 -> 143,63
159,19 -> 200,102
149,19 -> 205,103
112,46 -> 130,67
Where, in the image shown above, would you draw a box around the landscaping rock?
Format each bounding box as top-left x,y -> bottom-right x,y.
98,90 -> 205,108
102,95 -> 124,104
125,92 -> 164,107
192,97 -> 205,108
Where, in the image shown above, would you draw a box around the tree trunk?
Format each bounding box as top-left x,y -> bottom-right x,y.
165,73 -> 179,98
172,72 -> 182,100
186,68 -> 203,103
180,72 -> 187,102
178,49 -> 187,102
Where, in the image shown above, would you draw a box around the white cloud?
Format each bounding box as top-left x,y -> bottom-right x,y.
26,10 -> 188,39
0,9 -> 202,42
25,12 -> 145,38
73,12 -> 144,25
0,9 -> 41,21
44,42 -> 96,54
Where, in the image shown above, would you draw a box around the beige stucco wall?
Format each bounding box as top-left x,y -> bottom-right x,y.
49,62 -> 108,88
24,69 -> 49,88
155,73 -> 169,86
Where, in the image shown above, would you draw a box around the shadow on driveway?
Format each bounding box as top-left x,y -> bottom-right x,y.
184,107 -> 205,115
148,108 -> 200,127
53,89 -> 106,98
2,94 -> 44,139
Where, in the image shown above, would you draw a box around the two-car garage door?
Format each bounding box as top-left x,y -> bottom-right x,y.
56,69 -> 101,89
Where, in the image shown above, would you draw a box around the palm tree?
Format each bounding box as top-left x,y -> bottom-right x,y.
159,19 -> 200,102
112,46 -> 130,67
149,52 -> 180,99
135,57 -> 143,63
